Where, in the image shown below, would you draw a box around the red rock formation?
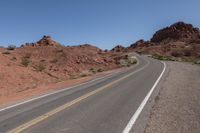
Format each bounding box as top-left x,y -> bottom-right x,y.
111,45 -> 126,52
151,22 -> 200,43
127,21 -> 200,59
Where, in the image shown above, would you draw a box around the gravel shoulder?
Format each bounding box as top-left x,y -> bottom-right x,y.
145,61 -> 200,133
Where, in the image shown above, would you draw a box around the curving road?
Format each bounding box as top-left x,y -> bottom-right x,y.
0,54 -> 165,133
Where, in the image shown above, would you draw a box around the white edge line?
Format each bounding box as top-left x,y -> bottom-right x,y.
0,58 -> 140,112
122,61 -> 166,133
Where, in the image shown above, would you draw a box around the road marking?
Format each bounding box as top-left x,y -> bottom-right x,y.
122,61 -> 166,133
7,58 -> 149,133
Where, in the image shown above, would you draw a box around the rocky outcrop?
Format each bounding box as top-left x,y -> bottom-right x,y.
111,45 -> 126,52
36,36 -> 61,46
126,21 -> 200,59
128,39 -> 155,49
151,22 -> 200,43
21,36 -> 61,47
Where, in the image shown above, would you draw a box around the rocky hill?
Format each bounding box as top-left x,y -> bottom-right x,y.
127,22 -> 200,61
151,22 -> 200,43
0,36 -> 126,98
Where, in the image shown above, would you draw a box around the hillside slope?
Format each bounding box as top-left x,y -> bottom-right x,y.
0,36 -> 127,99
127,22 -> 200,62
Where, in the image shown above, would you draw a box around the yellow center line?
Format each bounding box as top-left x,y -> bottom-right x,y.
7,59 -> 149,133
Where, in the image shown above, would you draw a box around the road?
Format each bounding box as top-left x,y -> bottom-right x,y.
0,55 -> 165,133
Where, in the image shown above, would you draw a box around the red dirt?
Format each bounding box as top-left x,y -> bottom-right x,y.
0,36 -> 126,106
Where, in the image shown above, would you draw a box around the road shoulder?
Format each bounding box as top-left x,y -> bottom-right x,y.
145,62 -> 200,133
129,60 -> 169,133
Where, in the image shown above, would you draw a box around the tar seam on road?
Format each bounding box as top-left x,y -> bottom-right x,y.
122,61 -> 166,133
7,58 -> 149,133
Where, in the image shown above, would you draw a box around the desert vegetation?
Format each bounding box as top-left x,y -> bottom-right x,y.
127,22 -> 200,64
35,63 -> 46,72
119,55 -> 137,67
7,45 -> 16,50
21,55 -> 31,67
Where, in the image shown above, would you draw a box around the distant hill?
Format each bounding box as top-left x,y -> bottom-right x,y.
126,21 -> 200,61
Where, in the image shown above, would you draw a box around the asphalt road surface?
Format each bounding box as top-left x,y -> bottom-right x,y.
0,54 -> 165,133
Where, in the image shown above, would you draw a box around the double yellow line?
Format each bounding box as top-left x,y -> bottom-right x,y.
8,59 -> 149,133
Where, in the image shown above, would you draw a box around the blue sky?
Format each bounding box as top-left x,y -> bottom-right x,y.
0,0 -> 200,49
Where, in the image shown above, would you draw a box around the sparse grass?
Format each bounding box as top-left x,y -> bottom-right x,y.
89,68 -> 97,74
79,68 -> 105,78
21,54 -> 32,67
152,54 -> 176,61
101,54 -> 109,58
151,54 -> 199,65
2,51 -> 11,54
7,45 -> 16,50
35,63 -> 45,72
21,57 -> 30,67
89,67 -> 104,73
